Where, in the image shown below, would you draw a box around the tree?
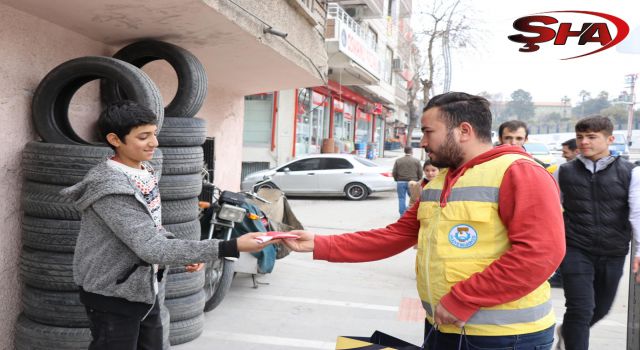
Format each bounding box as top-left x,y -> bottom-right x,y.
505,89 -> 535,122
572,90 -> 611,117
600,104 -> 629,126
406,0 -> 475,140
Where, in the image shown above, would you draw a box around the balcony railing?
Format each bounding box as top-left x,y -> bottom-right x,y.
327,4 -> 367,39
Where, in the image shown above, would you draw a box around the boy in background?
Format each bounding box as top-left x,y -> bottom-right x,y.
62,100 -> 276,349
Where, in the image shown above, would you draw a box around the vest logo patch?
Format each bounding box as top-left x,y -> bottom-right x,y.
448,224 -> 478,249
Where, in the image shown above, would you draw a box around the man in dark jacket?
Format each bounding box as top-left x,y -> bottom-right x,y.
556,116 -> 640,350
392,146 -> 422,215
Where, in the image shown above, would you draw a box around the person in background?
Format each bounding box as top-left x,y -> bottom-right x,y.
561,138 -> 579,162
408,160 -> 440,209
498,120 -> 529,146
284,92 -> 564,349
392,146 -> 422,215
555,116 -> 640,350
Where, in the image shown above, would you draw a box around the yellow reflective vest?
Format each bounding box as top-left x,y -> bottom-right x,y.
416,154 -> 555,336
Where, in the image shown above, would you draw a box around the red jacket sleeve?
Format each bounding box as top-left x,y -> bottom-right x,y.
439,159 -> 565,322
313,201 -> 420,262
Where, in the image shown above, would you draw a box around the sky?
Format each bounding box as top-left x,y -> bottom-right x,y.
416,0 -> 640,106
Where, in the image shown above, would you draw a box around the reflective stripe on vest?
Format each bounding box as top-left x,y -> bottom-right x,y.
420,187 -> 499,203
421,300 -> 553,325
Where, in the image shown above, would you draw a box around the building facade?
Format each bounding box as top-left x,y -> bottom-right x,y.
242,0 -> 415,172
0,0 -> 327,347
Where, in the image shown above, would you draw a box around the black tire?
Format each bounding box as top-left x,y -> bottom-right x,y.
157,117 -> 207,147
22,216 -> 79,253
22,142 -> 163,185
162,198 -> 200,225
159,147 -> 203,175
164,289 -> 205,322
169,314 -> 204,346
164,219 -> 200,240
15,314 -> 91,350
166,270 -> 205,299
32,56 -> 163,145
103,40 -> 207,119
344,182 -> 369,200
203,259 -> 235,312
159,173 -> 203,200
22,182 -> 80,220
20,247 -> 76,291
22,286 -> 88,327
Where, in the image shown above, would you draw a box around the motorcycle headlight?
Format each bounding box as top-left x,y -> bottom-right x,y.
218,203 -> 246,223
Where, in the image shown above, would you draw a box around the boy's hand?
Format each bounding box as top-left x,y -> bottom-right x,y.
185,263 -> 204,272
633,257 -> 640,284
281,230 -> 315,252
237,232 -> 280,252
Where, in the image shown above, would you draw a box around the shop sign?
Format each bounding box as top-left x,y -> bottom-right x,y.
333,99 -> 344,112
339,26 -> 381,78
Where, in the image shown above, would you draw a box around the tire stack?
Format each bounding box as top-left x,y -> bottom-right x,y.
16,55 -> 165,350
103,40 -> 209,347
16,40 -> 210,349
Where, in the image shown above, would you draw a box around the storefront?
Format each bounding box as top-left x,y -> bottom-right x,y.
292,80 -> 386,159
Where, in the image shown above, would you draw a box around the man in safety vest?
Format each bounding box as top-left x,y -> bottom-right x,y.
284,92 -> 565,348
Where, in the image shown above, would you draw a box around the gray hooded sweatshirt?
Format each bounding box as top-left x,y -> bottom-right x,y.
61,161 -> 220,304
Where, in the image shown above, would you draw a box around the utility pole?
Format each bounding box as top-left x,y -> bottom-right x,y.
625,74 -> 637,146
628,73 -> 639,350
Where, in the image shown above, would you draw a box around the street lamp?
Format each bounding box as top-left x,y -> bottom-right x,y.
624,73 -> 637,146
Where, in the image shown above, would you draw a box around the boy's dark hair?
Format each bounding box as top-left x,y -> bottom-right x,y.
97,100 -> 158,149
404,146 -> 413,154
498,120 -> 529,139
575,115 -> 613,136
423,92 -> 493,143
561,138 -> 577,150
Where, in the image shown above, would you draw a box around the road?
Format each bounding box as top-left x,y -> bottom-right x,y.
174,182 -> 632,349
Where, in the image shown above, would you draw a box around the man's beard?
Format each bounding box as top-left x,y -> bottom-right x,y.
423,130 -> 464,169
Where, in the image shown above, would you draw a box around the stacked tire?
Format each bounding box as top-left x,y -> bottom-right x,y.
16,40 -> 208,349
104,40 -> 209,347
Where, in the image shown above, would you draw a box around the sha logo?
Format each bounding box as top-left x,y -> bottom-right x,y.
448,224 -> 478,249
507,10 -> 629,60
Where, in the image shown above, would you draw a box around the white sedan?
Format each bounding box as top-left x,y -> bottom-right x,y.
241,154 -> 395,200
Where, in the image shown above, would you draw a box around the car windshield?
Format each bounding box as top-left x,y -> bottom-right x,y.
524,143 -> 549,154
354,157 -> 378,167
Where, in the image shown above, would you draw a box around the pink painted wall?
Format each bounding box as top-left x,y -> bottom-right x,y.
0,4 -> 109,349
0,4 -> 245,348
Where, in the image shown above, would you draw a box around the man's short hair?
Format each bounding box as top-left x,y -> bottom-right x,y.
575,115 -> 613,136
561,138 -> 577,151
423,92 -> 493,143
498,120 -> 529,139
404,146 -> 413,154
97,100 -> 158,149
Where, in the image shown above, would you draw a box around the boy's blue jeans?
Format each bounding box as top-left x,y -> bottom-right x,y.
424,321 -> 554,349
397,181 -> 410,215
85,295 -> 163,350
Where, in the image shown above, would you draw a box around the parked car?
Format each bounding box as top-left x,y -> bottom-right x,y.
524,142 -> 558,167
241,154 -> 395,200
610,132 -> 630,159
410,129 -> 422,148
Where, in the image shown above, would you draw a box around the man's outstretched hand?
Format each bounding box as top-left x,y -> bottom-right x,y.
282,230 -> 315,252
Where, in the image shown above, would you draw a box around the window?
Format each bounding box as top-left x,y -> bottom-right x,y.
321,158 -> 353,170
365,26 -> 378,51
243,93 -> 273,145
384,47 -> 393,84
283,158 -> 322,171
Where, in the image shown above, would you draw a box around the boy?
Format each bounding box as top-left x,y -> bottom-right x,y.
61,100 -> 274,349
555,116 -> 639,350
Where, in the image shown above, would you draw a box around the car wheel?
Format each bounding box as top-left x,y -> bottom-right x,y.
344,182 -> 369,200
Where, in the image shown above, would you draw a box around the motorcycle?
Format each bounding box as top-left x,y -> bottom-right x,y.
198,176 -> 302,311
